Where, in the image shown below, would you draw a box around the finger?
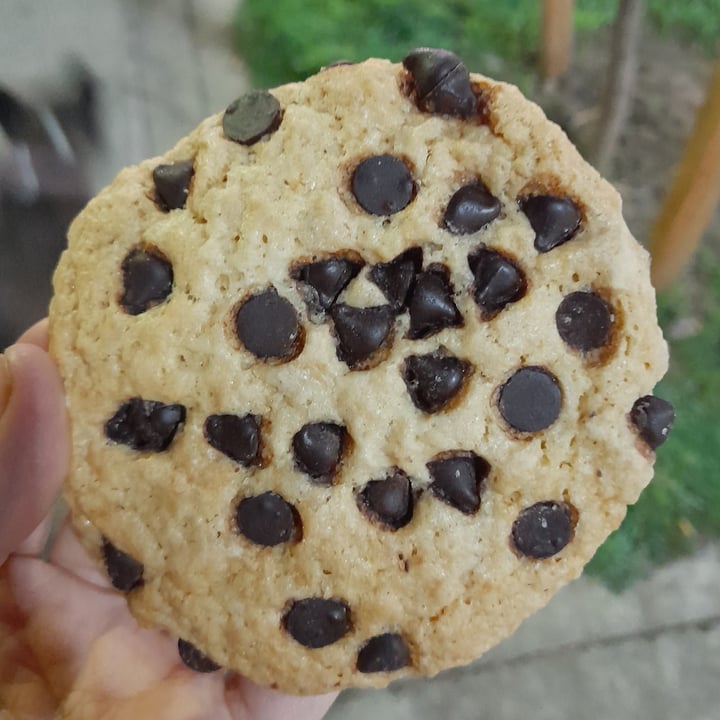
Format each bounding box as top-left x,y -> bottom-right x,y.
16,318 -> 50,350
47,517 -> 110,587
224,674 -> 337,720
9,556 -> 234,719
0,343 -> 69,563
15,510 -> 55,556
6,555 -> 130,697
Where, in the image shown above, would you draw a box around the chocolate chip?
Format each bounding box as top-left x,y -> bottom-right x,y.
328,303 -> 395,369
368,247 -> 423,311
205,414 -> 261,466
105,397 -> 186,452
283,598 -> 352,648
407,266 -> 462,339
101,538 -> 144,591
630,395 -> 675,450
235,491 -> 300,547
235,289 -> 303,362
403,48 -> 476,118
351,155 -> 416,216
357,633 -> 410,673
427,452 -> 490,514
519,195 -> 582,253
498,367 -> 562,433
292,422 -> 347,484
468,247 -> 526,319
443,182 -> 501,235
512,501 -> 575,559
556,292 -> 613,352
153,159 -> 194,212
291,255 -> 363,316
120,247 -> 173,315
357,470 -> 413,530
223,90 -> 282,145
178,639 -> 221,673
402,351 -> 472,413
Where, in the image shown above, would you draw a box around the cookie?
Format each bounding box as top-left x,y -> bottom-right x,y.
49,48 -> 674,694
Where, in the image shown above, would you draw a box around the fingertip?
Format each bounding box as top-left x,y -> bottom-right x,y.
0,342 -> 69,560
16,318 -> 50,350
224,674 -> 338,720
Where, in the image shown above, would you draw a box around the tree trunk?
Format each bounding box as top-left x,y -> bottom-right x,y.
593,0 -> 645,174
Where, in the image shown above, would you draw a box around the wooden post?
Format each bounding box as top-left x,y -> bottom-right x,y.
649,59 -> 720,290
541,0 -> 575,80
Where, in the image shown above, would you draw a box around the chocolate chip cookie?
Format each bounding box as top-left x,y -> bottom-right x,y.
49,48 -> 674,694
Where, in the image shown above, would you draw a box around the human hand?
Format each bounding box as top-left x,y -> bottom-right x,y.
0,321 -> 337,719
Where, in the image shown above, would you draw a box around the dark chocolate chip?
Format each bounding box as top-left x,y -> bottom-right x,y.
291,256 -> 363,315
152,159 -> 194,212
512,501 -> 575,559
555,291 -> 613,352
357,470 -> 413,530
101,538 -> 144,591
519,195 -> 582,253
368,247 -> 423,311
222,90 -> 282,145
630,395 -> 675,450
468,246 -> 526,319
498,367 -> 562,433
328,303 -> 395,369
351,155 -> 416,216
427,452 -> 490,514
235,289 -> 303,362
178,638 -> 221,673
357,633 -> 410,673
407,266 -> 462,339
105,397 -> 186,452
292,422 -> 347,483
283,598 -> 352,649
235,491 -> 300,547
443,182 -> 501,235
120,247 -> 173,315
403,48 -> 476,118
402,351 -> 472,413
205,414 -> 261,466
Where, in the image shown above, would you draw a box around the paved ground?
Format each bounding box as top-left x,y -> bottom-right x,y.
1,2 -> 719,718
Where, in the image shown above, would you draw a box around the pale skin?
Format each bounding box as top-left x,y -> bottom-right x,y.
0,321 -> 338,720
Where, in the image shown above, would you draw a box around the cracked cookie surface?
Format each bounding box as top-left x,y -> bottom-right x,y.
49,50 -> 672,694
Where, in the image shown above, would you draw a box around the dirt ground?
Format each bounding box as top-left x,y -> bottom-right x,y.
536,26 -> 719,278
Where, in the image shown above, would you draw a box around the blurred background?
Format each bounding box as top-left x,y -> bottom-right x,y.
1,0 -> 718,717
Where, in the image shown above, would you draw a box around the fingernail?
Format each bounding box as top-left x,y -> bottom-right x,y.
0,351 -> 12,419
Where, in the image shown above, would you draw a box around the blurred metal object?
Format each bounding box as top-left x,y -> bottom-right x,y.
0,60 -> 99,350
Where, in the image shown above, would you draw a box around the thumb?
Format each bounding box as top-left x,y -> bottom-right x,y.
0,342 -> 69,562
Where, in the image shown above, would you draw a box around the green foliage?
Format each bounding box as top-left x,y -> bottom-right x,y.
235,0 -> 718,88
574,0 -> 619,31
235,0 -> 541,88
648,0 -> 720,53
587,262 -> 720,590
